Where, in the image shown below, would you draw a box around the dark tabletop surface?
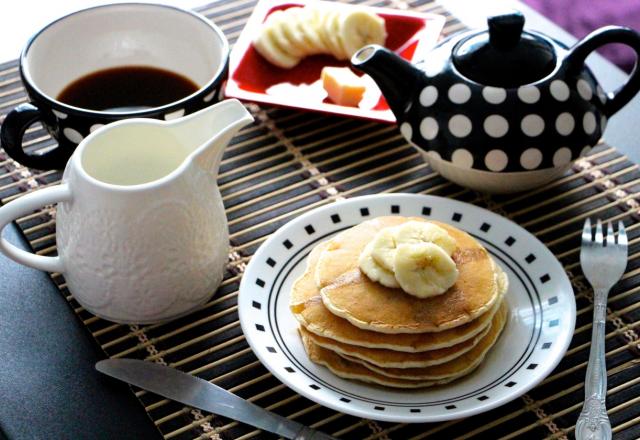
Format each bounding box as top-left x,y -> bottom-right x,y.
0,225 -> 158,439
1,3 -> 640,439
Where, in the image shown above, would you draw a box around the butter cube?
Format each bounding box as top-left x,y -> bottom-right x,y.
321,67 -> 366,107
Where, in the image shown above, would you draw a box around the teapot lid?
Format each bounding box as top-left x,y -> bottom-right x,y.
452,11 -> 556,87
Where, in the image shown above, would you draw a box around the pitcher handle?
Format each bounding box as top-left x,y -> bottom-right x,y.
566,26 -> 640,116
0,184 -> 72,273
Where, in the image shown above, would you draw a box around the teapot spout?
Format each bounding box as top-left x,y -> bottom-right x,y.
173,99 -> 254,175
352,45 -> 422,120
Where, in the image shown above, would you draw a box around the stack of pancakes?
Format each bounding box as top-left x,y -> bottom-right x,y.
290,216 -> 508,388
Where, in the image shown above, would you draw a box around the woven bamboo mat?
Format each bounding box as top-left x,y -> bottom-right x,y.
1,0 -> 640,438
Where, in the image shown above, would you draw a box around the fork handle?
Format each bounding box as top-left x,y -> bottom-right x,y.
576,287 -> 612,440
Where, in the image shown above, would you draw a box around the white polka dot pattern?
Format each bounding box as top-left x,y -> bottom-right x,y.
520,148 -> 543,170
521,114 -> 545,137
203,90 -> 216,102
577,79 -> 593,101
583,112 -> 596,135
164,109 -> 185,120
485,149 -> 508,172
555,113 -> 574,136
553,147 -> 572,167
517,86 -> 540,104
448,84 -> 471,104
596,85 -> 607,104
400,122 -> 413,141
63,127 -> 84,144
52,109 -> 68,120
428,150 -> 442,161
392,71 -> 602,172
423,61 -> 442,78
90,124 -> 105,133
482,87 -> 506,104
550,80 -> 570,101
419,86 -> 438,107
451,148 -> 473,169
448,115 -> 472,138
420,117 -> 439,140
580,145 -> 592,157
483,115 -> 509,138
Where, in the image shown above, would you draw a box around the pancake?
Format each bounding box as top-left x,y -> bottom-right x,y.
300,328 -> 457,389
315,216 -> 412,288
306,319 -> 491,368
291,242 -> 507,351
320,218 -> 501,333
342,301 -> 508,380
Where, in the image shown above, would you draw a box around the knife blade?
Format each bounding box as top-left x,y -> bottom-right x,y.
96,358 -> 336,440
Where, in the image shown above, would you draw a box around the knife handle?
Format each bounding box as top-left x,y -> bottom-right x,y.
293,426 -> 338,440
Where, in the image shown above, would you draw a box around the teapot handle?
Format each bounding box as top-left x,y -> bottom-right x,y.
566,26 -> 640,116
0,184 -> 71,273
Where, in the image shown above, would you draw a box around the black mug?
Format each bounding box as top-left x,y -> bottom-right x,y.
1,3 -> 229,170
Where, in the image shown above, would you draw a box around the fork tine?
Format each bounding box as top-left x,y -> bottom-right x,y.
606,221 -> 614,246
582,218 -> 592,243
595,219 -> 603,244
618,221 -> 628,248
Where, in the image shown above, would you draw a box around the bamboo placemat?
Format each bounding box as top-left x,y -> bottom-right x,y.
1,0 -> 640,438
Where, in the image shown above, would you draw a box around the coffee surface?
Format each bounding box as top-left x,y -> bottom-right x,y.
57,66 -> 199,111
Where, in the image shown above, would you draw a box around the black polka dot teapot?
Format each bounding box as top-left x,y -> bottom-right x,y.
352,11 -> 640,193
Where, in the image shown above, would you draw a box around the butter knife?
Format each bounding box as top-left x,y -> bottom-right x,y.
96,359 -> 336,440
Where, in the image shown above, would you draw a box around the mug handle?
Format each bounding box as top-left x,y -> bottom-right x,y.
1,103 -> 69,169
566,26 -> 640,117
0,183 -> 71,273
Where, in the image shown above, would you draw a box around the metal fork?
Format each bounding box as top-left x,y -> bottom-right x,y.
576,219 -> 628,440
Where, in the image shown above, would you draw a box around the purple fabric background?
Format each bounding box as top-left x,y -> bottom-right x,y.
524,0 -> 640,72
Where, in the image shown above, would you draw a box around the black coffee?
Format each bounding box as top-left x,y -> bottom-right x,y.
57,66 -> 199,111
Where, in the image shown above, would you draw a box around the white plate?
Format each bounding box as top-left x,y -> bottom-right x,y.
238,194 -> 576,423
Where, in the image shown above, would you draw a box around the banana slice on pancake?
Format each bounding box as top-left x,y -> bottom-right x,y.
361,220 -> 459,297
358,241 -> 400,288
371,221 -> 457,272
393,242 -> 459,298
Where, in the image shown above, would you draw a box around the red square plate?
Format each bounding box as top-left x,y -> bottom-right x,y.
225,0 -> 445,123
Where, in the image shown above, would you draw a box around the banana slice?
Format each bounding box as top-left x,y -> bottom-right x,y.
339,9 -> 387,58
254,6 -> 386,68
326,10 -> 349,60
371,222 -> 456,271
394,221 -> 457,255
280,8 -> 311,55
253,20 -> 300,69
393,243 -> 459,298
297,7 -> 327,54
369,227 -> 397,272
270,10 -> 306,59
358,241 -> 400,288
315,7 -> 336,55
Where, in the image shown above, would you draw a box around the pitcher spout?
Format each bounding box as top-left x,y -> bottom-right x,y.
172,99 -> 254,175
351,45 -> 422,120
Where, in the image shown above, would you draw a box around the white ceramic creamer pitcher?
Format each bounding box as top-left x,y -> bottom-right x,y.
0,99 -> 253,323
